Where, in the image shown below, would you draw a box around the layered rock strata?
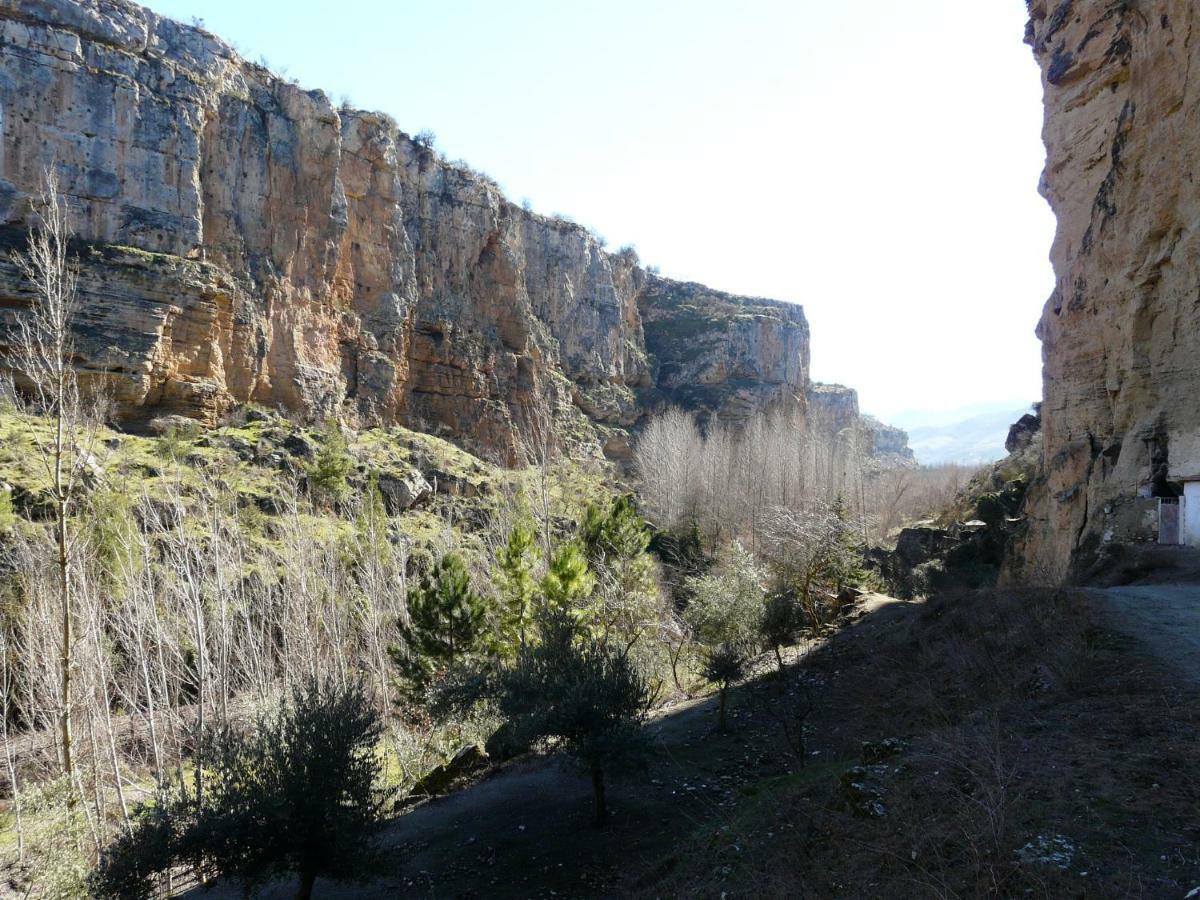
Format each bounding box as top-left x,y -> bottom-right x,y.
1019,0 -> 1200,579
0,0 -> 906,465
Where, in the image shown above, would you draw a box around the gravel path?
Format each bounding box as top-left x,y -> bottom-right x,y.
1089,584 -> 1200,683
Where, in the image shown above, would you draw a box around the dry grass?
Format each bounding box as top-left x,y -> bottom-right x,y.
644,588 -> 1200,898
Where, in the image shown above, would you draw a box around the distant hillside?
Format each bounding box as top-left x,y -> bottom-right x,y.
889,404 -> 1032,466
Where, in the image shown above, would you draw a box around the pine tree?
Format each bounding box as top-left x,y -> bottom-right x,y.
540,543 -> 595,613
496,522 -> 540,651
393,553 -> 488,687
826,494 -> 867,595
307,420 -> 352,506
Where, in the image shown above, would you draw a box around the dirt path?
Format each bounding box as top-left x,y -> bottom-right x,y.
187,595 -> 906,899
1088,584 -> 1200,683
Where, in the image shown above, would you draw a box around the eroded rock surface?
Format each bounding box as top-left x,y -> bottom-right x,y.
0,0 -> 826,462
1019,0 -> 1200,579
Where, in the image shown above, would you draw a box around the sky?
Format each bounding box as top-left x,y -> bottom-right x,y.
142,0 -> 1056,424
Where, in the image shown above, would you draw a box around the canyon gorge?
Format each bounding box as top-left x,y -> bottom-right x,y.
0,0 -> 904,467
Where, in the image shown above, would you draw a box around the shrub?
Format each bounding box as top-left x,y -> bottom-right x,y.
683,542 -> 765,648
0,485 -> 13,533
90,677 -> 388,900
760,593 -> 803,670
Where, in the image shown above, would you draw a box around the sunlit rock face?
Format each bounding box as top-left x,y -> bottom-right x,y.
0,0 -> 828,461
0,0 -> 913,467
1019,1 -> 1200,579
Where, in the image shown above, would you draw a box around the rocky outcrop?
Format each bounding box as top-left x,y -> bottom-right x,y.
1019,1 -> 1200,580
806,383 -> 916,468
638,277 -> 809,425
0,0 -> 829,462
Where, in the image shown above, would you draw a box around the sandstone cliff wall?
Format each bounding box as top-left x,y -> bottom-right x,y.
0,0 -> 825,461
1020,0 -> 1200,579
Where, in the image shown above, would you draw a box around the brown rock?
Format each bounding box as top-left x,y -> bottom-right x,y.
0,0 -> 834,462
1019,0 -> 1200,579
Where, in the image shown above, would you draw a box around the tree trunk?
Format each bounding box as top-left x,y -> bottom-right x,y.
591,764 -> 608,827
296,870 -> 317,900
718,687 -> 728,733
57,491 -> 73,781
774,644 -> 784,671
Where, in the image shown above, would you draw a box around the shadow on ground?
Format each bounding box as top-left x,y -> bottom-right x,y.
188,595 -> 915,899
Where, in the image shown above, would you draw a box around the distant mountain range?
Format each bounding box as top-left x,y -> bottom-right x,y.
882,403 -> 1035,466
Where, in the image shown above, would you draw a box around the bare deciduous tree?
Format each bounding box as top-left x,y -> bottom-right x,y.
8,171 -> 107,782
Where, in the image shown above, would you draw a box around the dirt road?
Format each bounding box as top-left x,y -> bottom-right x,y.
1089,584 -> 1200,683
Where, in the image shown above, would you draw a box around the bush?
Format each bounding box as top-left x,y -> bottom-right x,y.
91,677 -> 389,900
0,485 -> 13,532
760,593 -> 803,670
683,542 -> 765,647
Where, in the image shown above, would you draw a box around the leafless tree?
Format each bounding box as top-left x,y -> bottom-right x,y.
7,171 -> 107,782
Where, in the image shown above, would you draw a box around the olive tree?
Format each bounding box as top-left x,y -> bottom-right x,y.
90,677 -> 389,900
497,609 -> 650,825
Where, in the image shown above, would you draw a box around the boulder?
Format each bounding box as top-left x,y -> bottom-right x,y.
484,720 -> 532,763
410,744 -> 489,798
147,415 -> 202,436
377,469 -> 433,514
894,526 -> 954,568
282,432 -> 316,460
1004,412 -> 1041,454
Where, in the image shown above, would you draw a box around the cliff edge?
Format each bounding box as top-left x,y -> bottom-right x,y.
1019,0 -> 1200,580
0,0 -> 833,462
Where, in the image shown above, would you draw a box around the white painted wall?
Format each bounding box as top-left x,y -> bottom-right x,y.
1184,482 -> 1200,546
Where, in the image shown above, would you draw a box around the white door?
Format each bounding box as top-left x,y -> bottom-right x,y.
1184,482 -> 1200,546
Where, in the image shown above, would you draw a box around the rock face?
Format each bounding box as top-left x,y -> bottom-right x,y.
0,0 -> 908,465
1019,0 -> 1200,579
806,383 -> 917,469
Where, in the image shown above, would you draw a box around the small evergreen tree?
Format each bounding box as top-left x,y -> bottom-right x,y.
90,678 -> 388,900
760,593 -> 803,671
539,542 -> 595,613
498,609 -> 649,825
826,493 -> 868,595
496,522 -> 541,651
307,420 -> 352,505
702,643 -> 748,734
581,493 -> 650,566
394,552 -> 488,687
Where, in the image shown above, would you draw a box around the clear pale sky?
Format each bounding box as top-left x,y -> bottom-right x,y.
142,0 -> 1056,422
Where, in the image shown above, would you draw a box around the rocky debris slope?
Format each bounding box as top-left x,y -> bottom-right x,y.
1019,0 -> 1200,580
0,0 -> 909,465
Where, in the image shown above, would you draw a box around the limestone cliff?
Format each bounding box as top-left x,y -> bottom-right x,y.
0,0 -> 904,465
1019,0 -> 1200,579
806,383 -> 916,469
